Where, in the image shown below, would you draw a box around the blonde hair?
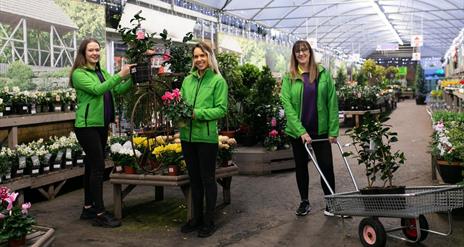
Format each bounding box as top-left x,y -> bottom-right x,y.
191,41 -> 221,75
289,40 -> 318,83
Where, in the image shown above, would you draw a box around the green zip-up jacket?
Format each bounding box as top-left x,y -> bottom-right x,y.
72,67 -> 133,127
280,65 -> 339,139
180,68 -> 228,143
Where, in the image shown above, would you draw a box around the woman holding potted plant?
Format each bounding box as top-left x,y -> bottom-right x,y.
280,40 -> 339,217
70,38 -> 135,228
179,41 -> 228,238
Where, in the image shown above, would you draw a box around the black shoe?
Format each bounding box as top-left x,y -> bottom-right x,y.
92,211 -> 121,228
181,220 -> 202,233
198,223 -> 215,238
295,200 -> 311,216
80,206 -> 98,220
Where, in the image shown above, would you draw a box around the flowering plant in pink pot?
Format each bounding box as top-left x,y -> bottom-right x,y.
0,186 -> 35,242
161,88 -> 192,128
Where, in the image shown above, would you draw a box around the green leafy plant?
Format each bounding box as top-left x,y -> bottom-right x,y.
0,187 -> 35,241
118,11 -> 157,64
344,114 -> 406,188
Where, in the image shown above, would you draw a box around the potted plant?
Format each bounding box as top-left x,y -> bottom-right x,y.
110,141 -> 141,174
160,88 -> 192,129
152,143 -> 183,176
118,11 -> 157,84
344,113 -> 406,198
0,147 -> 15,183
415,64 -> 427,105
0,186 -> 35,246
217,135 -> 237,167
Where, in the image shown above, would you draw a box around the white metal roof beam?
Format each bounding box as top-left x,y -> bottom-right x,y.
368,0 -> 403,45
249,1 -> 274,20
225,0 -> 367,11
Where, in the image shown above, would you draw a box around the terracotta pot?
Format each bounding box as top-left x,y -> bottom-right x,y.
167,164 -> 179,176
123,166 -> 136,174
8,235 -> 26,247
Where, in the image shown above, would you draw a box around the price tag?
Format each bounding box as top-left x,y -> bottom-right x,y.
76,159 -> 84,164
31,109 -> 36,114
115,166 -> 122,172
53,164 -> 61,169
19,156 -> 27,169
0,112 -> 3,117
16,169 -> 24,175
55,151 -> 64,161
5,106 -> 11,111
168,167 -> 174,173
43,166 -> 50,172
31,155 -> 40,168
5,174 -> 11,179
44,153 -> 52,163
22,106 -> 28,110
66,161 -> 73,166
55,106 -> 62,112
32,169 -> 39,174
66,148 -> 72,160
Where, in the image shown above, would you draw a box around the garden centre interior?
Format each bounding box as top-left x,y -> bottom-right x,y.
1,0 -> 464,246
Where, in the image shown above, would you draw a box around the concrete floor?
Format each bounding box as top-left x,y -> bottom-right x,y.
32,100 -> 464,247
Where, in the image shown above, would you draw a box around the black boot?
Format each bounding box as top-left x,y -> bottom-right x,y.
198,222 -> 215,238
80,206 -> 98,220
92,211 -> 121,228
180,220 -> 203,233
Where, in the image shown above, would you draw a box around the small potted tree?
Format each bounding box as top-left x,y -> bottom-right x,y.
344,114 -> 406,196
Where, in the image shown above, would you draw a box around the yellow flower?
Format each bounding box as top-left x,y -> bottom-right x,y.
155,136 -> 165,145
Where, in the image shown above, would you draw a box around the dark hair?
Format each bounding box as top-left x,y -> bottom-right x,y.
289,40 -> 318,83
69,38 -> 101,87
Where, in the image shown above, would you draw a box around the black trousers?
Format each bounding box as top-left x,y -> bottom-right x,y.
181,141 -> 218,225
75,127 -> 108,212
291,133 -> 335,201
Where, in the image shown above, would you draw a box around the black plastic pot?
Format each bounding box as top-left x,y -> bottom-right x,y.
130,64 -> 153,84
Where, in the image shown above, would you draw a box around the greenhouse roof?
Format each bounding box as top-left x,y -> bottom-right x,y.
0,0 -> 78,32
195,0 -> 464,58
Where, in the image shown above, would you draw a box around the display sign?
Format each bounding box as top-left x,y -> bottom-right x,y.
412,52 -> 421,61
411,35 -> 423,47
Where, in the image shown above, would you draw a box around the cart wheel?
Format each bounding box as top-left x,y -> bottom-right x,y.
401,215 -> 429,242
358,217 -> 386,247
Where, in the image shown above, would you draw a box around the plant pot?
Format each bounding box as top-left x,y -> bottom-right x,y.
436,159 -> 464,184
8,235 -> 26,247
130,64 -> 152,84
415,95 -> 426,105
167,164 -> 179,176
123,166 -> 136,174
359,186 -> 406,211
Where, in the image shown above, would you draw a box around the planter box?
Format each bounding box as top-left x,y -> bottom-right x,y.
233,147 -> 294,175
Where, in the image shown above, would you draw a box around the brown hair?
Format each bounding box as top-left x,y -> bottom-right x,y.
69,38 -> 101,87
289,40 -> 318,83
191,41 -> 221,75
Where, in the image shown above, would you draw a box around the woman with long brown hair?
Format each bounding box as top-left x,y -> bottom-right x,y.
280,40 -> 339,217
70,38 -> 134,227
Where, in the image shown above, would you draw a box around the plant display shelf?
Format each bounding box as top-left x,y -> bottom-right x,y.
233,147 -> 294,175
1,160 -> 113,201
342,109 -> 381,127
0,112 -> 75,148
443,89 -> 464,112
109,164 -> 239,220
0,225 -> 55,247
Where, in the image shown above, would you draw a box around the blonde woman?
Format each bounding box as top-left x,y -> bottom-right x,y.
280,40 -> 339,217
179,41 -> 228,237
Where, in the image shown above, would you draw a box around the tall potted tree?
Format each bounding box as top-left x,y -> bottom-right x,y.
415,64 -> 427,105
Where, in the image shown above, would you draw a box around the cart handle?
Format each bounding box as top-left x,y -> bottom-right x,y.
304,139 -> 359,195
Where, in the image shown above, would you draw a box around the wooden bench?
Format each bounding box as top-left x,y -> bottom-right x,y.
343,109 -> 381,127
109,164 -> 239,220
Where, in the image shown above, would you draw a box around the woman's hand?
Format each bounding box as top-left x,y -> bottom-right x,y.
300,133 -> 311,144
329,136 -> 337,143
118,64 -> 136,79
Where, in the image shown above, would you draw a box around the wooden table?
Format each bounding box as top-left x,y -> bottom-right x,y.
110,164 -> 239,220
343,109 -> 381,127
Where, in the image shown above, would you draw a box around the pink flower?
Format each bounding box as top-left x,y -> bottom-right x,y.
5,192 -> 18,210
21,202 -> 31,214
0,186 -> 10,200
172,88 -> 180,100
162,53 -> 171,61
136,30 -> 145,40
0,213 -> 4,219
269,129 -> 278,138
270,117 -> 277,127
162,92 -> 174,102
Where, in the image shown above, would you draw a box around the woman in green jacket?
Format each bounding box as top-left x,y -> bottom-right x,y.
70,38 -> 134,228
280,40 -> 339,217
179,41 -> 228,238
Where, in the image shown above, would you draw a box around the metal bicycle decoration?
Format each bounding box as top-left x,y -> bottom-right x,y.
129,72 -> 184,173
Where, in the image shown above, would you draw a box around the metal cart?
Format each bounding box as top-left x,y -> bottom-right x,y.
305,139 -> 464,247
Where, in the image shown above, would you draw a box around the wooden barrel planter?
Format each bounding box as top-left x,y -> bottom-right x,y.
233,147 -> 294,175
436,159 -> 464,184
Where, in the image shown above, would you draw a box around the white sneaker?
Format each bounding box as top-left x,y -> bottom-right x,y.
323,210 -> 335,217
324,210 -> 351,218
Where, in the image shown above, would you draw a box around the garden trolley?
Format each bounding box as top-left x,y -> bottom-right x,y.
305,139 -> 464,247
